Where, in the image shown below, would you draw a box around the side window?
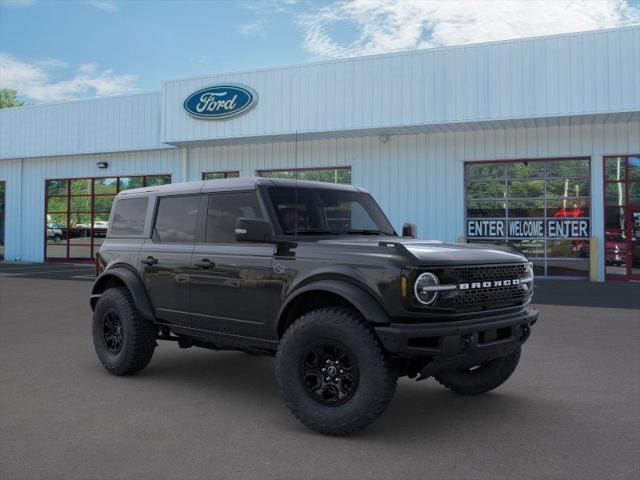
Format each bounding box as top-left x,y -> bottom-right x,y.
206,192 -> 263,243
154,195 -> 200,243
110,197 -> 148,236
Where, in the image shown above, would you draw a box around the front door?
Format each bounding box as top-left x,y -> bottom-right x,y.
189,191 -> 274,339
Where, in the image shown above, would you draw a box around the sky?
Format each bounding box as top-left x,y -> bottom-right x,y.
1,0 -> 639,104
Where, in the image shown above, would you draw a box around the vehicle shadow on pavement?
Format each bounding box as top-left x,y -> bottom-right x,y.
104,347 -> 564,441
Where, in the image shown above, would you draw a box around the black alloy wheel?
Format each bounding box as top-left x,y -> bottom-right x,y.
301,342 -> 359,406
103,310 -> 123,354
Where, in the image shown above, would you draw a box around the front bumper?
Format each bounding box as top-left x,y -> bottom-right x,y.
375,306 -> 538,377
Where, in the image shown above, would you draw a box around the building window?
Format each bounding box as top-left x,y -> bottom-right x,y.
0,181 -> 5,260
258,167 -> 351,184
45,174 -> 171,261
464,158 -> 591,278
202,171 -> 240,180
603,155 -> 640,280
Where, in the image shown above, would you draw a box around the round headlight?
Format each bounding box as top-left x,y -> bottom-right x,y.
414,272 -> 440,305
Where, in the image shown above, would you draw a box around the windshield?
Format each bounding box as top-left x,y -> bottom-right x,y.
268,186 -> 395,236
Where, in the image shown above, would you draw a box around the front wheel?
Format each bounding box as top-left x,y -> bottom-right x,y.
434,347 -> 521,395
92,287 -> 157,376
275,308 -> 397,436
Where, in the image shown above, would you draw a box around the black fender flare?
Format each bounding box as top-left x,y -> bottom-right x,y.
276,279 -> 390,336
90,267 -> 155,321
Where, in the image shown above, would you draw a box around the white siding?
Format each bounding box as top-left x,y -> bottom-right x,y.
162,27 -> 640,144
0,149 -> 182,262
1,121 -> 639,279
0,92 -> 168,160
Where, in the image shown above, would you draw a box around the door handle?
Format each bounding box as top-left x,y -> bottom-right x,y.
141,256 -> 158,266
194,259 -> 215,269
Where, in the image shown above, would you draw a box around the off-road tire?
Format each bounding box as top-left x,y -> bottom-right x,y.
434,347 -> 521,395
275,307 -> 397,435
92,287 -> 156,375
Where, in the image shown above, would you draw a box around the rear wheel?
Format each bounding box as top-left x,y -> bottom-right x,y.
275,307 -> 397,435
92,287 -> 156,375
434,347 -> 521,395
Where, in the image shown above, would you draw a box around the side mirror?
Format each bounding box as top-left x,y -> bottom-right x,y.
402,222 -> 417,239
235,218 -> 274,243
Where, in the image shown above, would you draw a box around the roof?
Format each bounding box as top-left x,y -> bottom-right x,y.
117,177 -> 362,197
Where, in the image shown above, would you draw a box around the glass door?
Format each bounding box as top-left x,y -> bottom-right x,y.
604,155 -> 640,281
631,207 -> 640,280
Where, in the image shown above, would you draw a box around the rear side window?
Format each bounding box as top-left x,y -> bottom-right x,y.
206,192 -> 263,243
154,195 -> 200,243
110,197 -> 148,236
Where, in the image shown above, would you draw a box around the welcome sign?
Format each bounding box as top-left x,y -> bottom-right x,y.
184,84 -> 257,119
467,219 -> 590,239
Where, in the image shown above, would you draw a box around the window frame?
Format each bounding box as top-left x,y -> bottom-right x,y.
44,174 -> 171,262
463,157 -> 592,279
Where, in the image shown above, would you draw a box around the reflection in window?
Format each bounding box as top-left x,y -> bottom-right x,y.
466,201 -> 506,218
507,200 -> 545,218
206,192 -> 262,243
154,196 -> 200,243
202,171 -> 240,180
465,158 -> 591,278
466,163 -> 506,180
604,157 -> 626,181
546,179 -> 590,198
629,156 -> 640,180
465,181 -> 505,199
605,183 -> 625,206
259,167 -> 351,184
547,199 -> 589,218
507,161 -> 545,179
507,180 -> 544,198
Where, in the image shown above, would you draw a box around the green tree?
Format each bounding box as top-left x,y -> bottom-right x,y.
0,89 -> 24,109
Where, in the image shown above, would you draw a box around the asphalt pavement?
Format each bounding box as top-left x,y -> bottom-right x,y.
0,263 -> 638,480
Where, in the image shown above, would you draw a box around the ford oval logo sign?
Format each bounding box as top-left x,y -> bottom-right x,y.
183,84 -> 257,120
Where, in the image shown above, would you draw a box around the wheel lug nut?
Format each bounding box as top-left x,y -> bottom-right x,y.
322,368 -> 326,372
326,377 -> 330,381
340,369 -> 344,373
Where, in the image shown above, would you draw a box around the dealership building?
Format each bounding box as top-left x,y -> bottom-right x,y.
1,26 -> 639,281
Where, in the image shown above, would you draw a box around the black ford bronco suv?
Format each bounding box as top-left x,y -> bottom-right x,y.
91,177 -> 538,435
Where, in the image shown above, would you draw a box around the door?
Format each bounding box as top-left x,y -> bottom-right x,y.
140,194 -> 201,325
630,208 -> 640,280
189,191 -> 274,339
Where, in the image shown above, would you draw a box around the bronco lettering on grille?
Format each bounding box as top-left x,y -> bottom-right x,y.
458,279 -> 521,290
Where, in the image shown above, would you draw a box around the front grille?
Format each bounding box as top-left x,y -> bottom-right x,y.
452,264 -> 527,283
429,263 -> 532,311
452,284 -> 525,305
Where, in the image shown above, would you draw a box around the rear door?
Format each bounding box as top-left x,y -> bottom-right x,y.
189,191 -> 274,339
139,194 -> 202,326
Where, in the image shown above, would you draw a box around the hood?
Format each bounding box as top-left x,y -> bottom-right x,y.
317,236 -> 527,266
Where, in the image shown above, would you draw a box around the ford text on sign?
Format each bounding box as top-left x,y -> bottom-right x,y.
184,84 -> 257,119
467,219 -> 589,238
